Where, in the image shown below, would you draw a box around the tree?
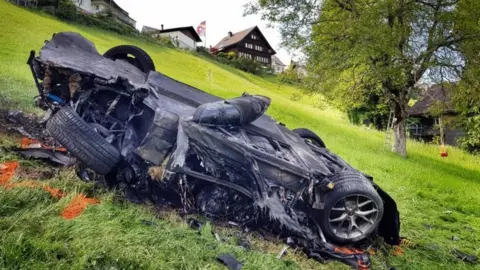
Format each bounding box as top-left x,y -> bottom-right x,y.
246,0 -> 480,156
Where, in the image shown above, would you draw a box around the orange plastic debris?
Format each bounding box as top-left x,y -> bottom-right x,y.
440,145 -> 448,157
392,246 -> 405,256
0,161 -> 18,185
61,194 -> 100,220
20,137 -> 67,152
1,161 -> 98,219
334,246 -> 364,255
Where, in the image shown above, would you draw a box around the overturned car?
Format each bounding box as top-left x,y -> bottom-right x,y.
28,32 -> 400,268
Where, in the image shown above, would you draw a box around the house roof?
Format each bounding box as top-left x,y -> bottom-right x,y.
156,26 -> 202,42
409,84 -> 456,117
213,26 -> 276,54
271,55 -> 286,66
142,25 -> 160,33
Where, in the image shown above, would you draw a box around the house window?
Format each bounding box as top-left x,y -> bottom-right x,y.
96,5 -> 100,10
255,56 -> 269,63
245,43 -> 253,49
239,52 -> 252,59
251,34 -> 257,40
255,45 -> 263,51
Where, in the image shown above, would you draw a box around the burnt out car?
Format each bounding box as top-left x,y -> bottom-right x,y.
28,32 -> 400,267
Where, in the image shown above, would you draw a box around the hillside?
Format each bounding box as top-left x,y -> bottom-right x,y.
1,1 -> 480,269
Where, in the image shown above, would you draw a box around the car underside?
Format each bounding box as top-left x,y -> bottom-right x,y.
27,32 -> 401,269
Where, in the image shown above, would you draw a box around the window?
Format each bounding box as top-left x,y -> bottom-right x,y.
251,34 -> 257,40
254,56 -> 269,63
255,56 -> 269,63
255,45 -> 263,51
245,43 -> 253,49
239,52 -> 252,59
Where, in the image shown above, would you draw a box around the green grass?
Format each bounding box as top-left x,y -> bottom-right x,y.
1,1 -> 480,269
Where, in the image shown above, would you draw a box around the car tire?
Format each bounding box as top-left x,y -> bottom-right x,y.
46,107 -> 121,174
103,45 -> 156,73
317,172 -> 384,244
293,128 -> 326,148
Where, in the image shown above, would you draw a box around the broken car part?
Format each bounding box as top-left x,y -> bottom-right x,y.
27,32 -> 401,269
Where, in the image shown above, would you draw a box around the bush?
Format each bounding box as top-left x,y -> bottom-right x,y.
279,67 -> 301,84
227,51 -> 237,59
458,114 -> 480,154
56,0 -> 77,20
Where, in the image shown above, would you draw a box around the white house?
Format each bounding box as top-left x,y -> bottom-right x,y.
271,55 -> 287,74
72,0 -> 136,28
145,25 -> 202,51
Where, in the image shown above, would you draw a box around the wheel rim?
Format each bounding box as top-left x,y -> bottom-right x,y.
328,194 -> 379,240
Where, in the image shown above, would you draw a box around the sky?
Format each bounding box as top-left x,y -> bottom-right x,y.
114,0 -> 292,65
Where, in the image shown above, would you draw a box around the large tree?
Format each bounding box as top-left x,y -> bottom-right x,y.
246,0 -> 480,156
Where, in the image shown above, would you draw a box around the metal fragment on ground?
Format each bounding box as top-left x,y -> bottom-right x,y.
217,254 -> 243,270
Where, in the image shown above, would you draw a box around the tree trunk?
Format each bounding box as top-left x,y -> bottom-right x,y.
392,116 -> 407,157
391,93 -> 409,157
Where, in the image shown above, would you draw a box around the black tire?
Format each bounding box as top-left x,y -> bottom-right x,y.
103,45 -> 156,73
46,107 -> 121,174
316,172 -> 384,244
293,128 -> 326,148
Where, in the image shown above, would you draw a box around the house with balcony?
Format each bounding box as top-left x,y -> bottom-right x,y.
408,84 -> 463,145
72,0 -> 136,28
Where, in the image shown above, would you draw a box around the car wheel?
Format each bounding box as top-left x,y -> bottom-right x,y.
46,107 -> 121,174
103,45 -> 156,73
317,172 -> 384,244
293,128 -> 326,148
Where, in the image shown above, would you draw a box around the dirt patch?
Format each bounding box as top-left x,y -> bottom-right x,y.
0,109 -> 53,144
15,165 -> 58,181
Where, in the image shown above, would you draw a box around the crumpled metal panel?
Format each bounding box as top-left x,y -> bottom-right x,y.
39,32 -> 147,86
136,109 -> 179,165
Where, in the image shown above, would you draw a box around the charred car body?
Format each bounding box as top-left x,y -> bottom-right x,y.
28,32 -> 400,268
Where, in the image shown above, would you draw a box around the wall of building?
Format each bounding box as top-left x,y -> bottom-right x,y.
87,1 -> 136,28
238,29 -> 274,65
272,64 -> 286,74
153,31 -> 197,50
73,0 -> 93,13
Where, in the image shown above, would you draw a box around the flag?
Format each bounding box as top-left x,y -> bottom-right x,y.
197,21 -> 206,36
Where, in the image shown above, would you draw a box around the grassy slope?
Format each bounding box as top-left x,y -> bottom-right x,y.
1,1 -> 480,269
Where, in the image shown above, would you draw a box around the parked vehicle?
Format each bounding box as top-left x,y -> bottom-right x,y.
28,32 -> 400,268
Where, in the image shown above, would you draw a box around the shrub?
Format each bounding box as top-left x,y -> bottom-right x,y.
227,51 -> 237,59
458,114 -> 480,154
56,0 -> 77,20
279,67 -> 301,84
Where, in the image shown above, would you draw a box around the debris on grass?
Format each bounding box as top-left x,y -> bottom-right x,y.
452,249 -> 478,264
391,246 -> 404,256
217,254 -> 243,270
140,219 -> 158,227
1,161 -> 99,219
399,238 -> 417,249
0,109 -> 52,144
276,245 -> 289,259
62,194 -> 100,220
0,161 -> 18,185
15,137 -> 74,166
187,217 -> 204,231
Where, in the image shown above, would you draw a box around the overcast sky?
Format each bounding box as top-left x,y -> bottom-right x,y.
114,0 -> 292,65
